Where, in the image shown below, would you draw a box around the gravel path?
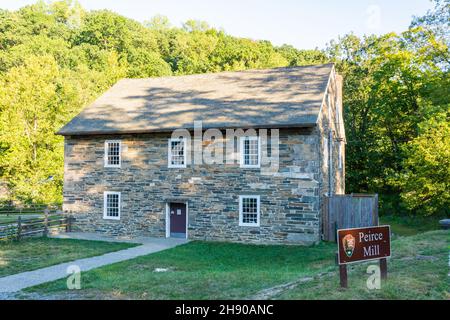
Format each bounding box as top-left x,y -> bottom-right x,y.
0,237 -> 187,294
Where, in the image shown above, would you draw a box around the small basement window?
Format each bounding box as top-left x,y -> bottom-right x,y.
239,195 -> 260,227
168,138 -> 187,168
240,136 -> 260,168
104,140 -> 121,167
103,192 -> 121,220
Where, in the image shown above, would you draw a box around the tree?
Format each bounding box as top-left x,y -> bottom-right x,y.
0,56 -> 63,203
144,15 -> 171,31
326,17 -> 449,215
411,0 -> 449,46
394,113 -> 449,216
74,9 -> 158,54
126,48 -> 172,78
1,2 -> 326,204
276,44 -> 327,66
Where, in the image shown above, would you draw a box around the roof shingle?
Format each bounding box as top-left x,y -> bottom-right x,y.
57,63 -> 334,135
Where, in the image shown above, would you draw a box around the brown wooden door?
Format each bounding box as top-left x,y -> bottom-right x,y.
170,203 -> 186,238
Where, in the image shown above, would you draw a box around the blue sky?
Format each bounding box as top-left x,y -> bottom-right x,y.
1,0 -> 434,49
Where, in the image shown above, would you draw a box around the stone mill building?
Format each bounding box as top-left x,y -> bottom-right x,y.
57,63 -> 346,245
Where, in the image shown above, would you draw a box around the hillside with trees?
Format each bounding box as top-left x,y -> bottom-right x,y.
0,0 -> 448,217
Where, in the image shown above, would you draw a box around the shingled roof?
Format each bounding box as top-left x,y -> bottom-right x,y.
57,63 -> 334,136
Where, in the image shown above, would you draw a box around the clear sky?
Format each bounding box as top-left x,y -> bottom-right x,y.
0,0 -> 434,49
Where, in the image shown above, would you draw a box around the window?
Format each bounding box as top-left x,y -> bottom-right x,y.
327,93 -> 332,121
338,142 -> 343,170
335,98 -> 341,123
103,192 -> 120,220
168,138 -> 187,168
239,195 -> 260,227
240,136 -> 260,168
323,137 -> 328,168
104,140 -> 121,167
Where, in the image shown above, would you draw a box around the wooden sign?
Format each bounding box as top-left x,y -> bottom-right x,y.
336,225 -> 391,288
337,225 -> 391,265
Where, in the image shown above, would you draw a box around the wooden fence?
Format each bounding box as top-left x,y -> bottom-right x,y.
0,204 -> 60,216
0,210 -> 74,241
322,194 -> 379,242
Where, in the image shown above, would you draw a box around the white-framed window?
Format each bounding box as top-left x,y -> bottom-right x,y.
103,191 -> 121,220
168,138 -> 187,168
239,136 -> 260,168
327,93 -> 332,122
338,142 -> 343,170
239,195 -> 260,227
323,137 -> 329,168
104,140 -> 121,168
335,98 -> 341,123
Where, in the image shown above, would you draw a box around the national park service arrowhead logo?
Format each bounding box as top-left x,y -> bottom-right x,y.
342,234 -> 356,257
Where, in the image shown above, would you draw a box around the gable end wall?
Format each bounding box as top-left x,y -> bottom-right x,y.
317,69 -> 346,237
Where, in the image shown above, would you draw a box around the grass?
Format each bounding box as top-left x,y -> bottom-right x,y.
27,241 -> 337,299
24,218 -> 449,300
0,214 -> 42,224
0,237 -> 137,277
275,230 -> 449,300
380,215 -> 442,237
0,213 -> 70,224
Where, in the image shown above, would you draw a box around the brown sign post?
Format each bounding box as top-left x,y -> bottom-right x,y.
336,225 -> 391,288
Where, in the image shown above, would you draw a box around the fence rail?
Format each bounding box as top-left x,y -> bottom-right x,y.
0,204 -> 61,216
0,211 -> 74,241
322,194 -> 378,242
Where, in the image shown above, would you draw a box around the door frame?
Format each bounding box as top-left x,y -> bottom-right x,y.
165,201 -> 188,239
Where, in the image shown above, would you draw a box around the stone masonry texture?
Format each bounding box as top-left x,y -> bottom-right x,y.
63,128 -> 323,245
62,68 -> 345,246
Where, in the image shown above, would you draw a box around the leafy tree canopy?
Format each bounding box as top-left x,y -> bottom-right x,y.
0,0 -> 323,204
0,0 -> 448,217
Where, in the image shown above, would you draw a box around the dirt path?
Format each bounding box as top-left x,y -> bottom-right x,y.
248,271 -> 335,300
248,252 -> 439,300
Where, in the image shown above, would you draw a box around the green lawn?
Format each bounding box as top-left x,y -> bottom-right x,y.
20,214 -> 448,300
0,214 -> 42,224
28,241 -> 337,299
26,228 -> 449,300
380,215 -> 442,237
0,237 -> 137,277
276,230 -> 449,300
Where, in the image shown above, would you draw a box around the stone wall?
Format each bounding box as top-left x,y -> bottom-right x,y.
63,127 -> 322,245
317,69 -> 345,198
316,69 -> 345,240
